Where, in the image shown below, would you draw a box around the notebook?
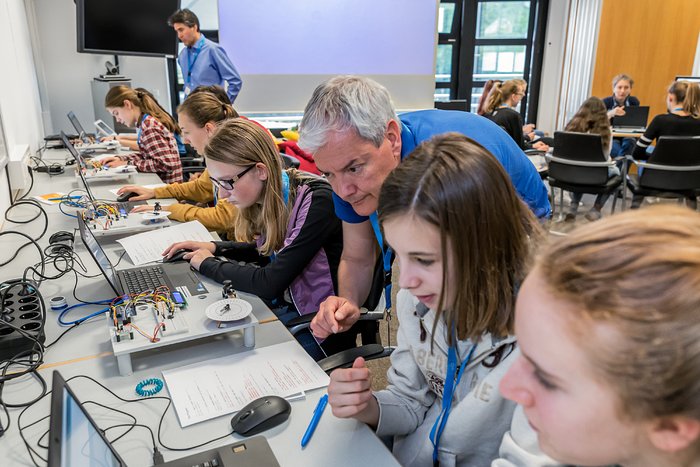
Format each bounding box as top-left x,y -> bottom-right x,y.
611,106 -> 649,132
47,371 -> 279,467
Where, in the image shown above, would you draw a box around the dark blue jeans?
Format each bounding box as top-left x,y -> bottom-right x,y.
273,305 -> 326,361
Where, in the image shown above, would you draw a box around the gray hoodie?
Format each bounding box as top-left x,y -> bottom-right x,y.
373,289 -> 560,467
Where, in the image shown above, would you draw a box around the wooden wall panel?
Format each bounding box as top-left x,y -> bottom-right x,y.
591,0 -> 700,119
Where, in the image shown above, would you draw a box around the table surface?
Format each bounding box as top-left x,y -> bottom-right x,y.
0,149 -> 399,467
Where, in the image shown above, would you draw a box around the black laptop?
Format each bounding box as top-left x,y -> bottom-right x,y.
611,106 -> 649,132
67,111 -> 94,144
77,214 -> 207,297
48,371 -> 279,467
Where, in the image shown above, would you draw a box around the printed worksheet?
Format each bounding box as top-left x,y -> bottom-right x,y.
116,220 -> 214,265
162,341 -> 330,427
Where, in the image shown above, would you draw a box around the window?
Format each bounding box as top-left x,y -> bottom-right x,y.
435,0 -> 548,121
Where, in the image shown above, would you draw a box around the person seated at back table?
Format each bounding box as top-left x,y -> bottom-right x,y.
563,97 -> 619,222
500,205 -> 700,467
120,90 -> 239,239
100,86 -> 183,184
162,119 -> 343,360
484,79 -> 549,151
630,80 -> 700,209
296,75 -> 550,343
604,73 -> 640,157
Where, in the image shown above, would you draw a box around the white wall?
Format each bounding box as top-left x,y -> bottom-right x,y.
0,0 -> 45,221
536,0 -> 570,134
31,0 -> 171,135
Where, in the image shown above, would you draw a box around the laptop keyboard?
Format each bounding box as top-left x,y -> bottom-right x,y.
123,267 -> 169,294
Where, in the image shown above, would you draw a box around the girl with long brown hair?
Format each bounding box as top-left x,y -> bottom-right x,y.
100,86 -> 183,184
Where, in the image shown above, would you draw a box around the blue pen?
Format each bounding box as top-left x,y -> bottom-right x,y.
48,195 -> 82,201
301,394 -> 328,448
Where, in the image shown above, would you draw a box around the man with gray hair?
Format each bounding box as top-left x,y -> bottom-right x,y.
299,75 -> 550,339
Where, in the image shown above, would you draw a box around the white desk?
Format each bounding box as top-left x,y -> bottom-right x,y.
0,157 -> 399,466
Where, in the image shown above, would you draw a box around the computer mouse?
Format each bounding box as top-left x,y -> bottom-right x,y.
116,191 -> 138,202
162,249 -> 193,263
230,395 -> 291,437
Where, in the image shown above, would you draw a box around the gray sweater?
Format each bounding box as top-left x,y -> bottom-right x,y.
373,289 -> 560,467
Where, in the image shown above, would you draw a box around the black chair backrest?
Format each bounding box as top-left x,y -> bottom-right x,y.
550,131 -> 609,185
639,136 -> 700,191
435,100 -> 469,112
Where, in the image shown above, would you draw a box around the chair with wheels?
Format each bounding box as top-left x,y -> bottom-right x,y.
545,131 -> 623,220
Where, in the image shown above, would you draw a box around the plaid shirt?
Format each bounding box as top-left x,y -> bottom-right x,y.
122,115 -> 183,184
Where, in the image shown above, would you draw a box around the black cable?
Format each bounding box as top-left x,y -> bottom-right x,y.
44,324 -> 80,349
0,207 -> 49,268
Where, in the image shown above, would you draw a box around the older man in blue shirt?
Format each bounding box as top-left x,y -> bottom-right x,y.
168,9 -> 242,104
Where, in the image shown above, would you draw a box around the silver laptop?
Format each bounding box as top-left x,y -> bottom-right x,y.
94,119 -> 117,138
48,371 -> 278,467
611,106 -> 649,132
67,111 -> 119,151
77,213 -> 207,296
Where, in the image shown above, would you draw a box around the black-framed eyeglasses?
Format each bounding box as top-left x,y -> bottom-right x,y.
210,165 -> 255,191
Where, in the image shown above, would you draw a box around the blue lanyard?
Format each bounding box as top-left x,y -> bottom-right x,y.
186,36 -> 205,87
136,113 -> 150,146
429,342 -> 477,466
369,212 -> 392,311
269,171 -> 290,263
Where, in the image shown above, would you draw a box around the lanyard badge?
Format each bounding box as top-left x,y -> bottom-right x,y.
429,342 -> 477,466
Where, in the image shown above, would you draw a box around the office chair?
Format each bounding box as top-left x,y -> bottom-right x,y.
285,255 -> 394,372
545,131 -> 623,219
625,136 -> 700,210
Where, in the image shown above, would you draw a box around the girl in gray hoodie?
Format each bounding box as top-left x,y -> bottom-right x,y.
326,134 -> 559,466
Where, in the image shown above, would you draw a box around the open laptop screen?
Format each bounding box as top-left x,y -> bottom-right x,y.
60,132 -> 96,202
48,371 -> 125,466
77,214 -> 122,295
67,111 -> 91,143
611,106 -> 649,129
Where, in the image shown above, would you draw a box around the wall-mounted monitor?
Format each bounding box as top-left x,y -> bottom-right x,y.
76,0 -> 179,58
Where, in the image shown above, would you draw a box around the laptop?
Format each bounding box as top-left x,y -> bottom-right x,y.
78,213 -> 207,296
94,119 -> 117,138
67,111 -> 119,151
61,131 -> 135,182
48,371 -> 279,467
611,106 -> 649,132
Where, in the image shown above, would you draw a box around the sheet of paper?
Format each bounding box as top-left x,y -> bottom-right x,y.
162,340 -> 330,427
108,184 -> 166,196
116,220 -> 214,265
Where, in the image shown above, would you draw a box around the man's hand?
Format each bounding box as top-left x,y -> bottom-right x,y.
118,185 -> 156,201
310,296 -> 361,339
327,357 -> 379,427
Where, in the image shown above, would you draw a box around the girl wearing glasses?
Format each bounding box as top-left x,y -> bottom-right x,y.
326,134 -> 554,465
119,89 -> 240,239
101,86 -> 183,184
163,118 -> 342,360
500,205 -> 700,467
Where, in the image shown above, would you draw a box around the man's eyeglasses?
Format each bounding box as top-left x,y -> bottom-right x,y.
210,165 -> 255,191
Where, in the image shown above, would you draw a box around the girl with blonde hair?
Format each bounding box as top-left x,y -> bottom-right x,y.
163,118 -> 343,360
501,205 -> 700,467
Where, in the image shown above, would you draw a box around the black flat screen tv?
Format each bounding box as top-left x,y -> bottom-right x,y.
77,0 -> 179,58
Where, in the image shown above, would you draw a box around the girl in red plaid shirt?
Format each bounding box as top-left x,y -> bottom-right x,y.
101,86 -> 183,184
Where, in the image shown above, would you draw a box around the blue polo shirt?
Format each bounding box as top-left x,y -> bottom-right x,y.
332,109 -> 551,223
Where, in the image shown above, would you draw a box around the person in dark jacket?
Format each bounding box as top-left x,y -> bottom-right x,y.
163,118 -> 342,359
603,73 -> 640,157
